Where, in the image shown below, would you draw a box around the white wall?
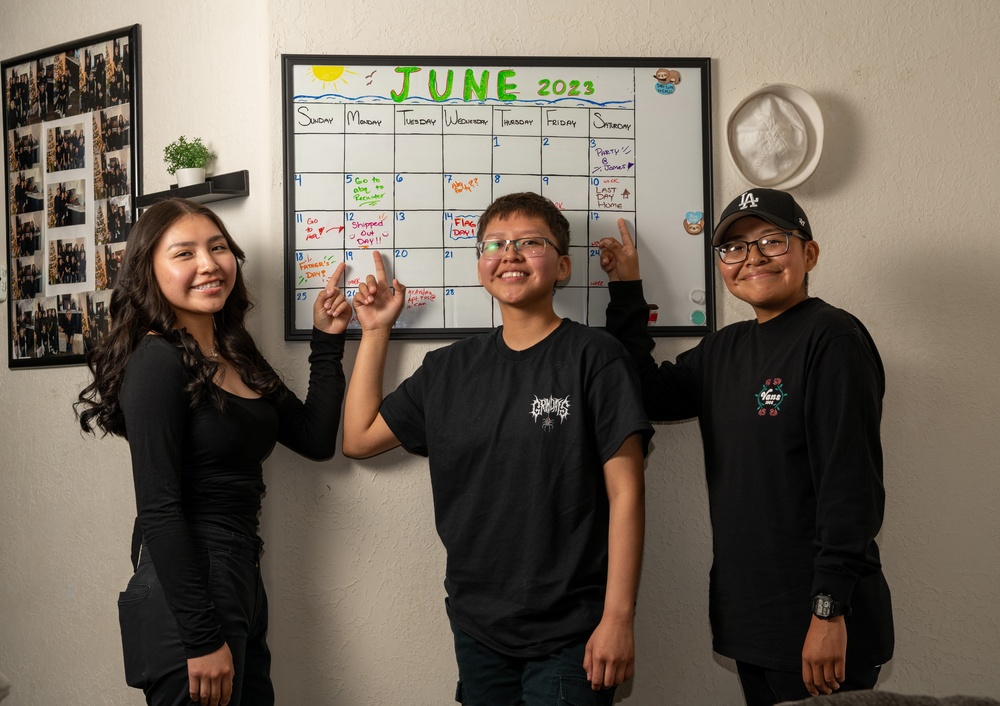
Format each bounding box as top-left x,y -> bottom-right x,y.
1,1 -> 998,703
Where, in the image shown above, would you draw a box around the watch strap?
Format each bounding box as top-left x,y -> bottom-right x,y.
811,593 -> 847,619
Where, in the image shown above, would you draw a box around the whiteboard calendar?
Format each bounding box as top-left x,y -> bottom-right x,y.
282,56 -> 713,340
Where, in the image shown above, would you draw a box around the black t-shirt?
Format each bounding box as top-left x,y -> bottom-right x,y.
606,282 -> 894,671
380,319 -> 653,657
119,329 -> 345,657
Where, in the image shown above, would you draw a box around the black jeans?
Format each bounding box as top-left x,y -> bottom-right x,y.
736,661 -> 881,706
451,622 -> 616,706
118,524 -> 274,706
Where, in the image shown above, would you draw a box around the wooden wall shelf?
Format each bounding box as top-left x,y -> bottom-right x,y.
136,170 -> 249,208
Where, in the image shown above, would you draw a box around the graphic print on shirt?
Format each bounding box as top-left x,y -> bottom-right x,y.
531,394 -> 571,431
755,378 -> 787,417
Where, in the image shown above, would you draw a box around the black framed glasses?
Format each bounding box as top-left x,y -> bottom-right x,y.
476,237 -> 558,260
715,231 -> 806,264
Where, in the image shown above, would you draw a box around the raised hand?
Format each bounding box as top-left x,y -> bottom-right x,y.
598,219 -> 642,282
313,261 -> 351,334
352,251 -> 405,331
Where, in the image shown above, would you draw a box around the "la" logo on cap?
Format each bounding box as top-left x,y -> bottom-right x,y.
739,192 -> 759,210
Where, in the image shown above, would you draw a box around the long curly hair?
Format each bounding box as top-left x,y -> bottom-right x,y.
75,198 -> 284,438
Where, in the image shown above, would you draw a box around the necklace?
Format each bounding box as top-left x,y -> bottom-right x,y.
205,341 -> 218,359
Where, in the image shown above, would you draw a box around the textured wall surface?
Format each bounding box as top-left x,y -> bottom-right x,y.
1,1 -> 998,704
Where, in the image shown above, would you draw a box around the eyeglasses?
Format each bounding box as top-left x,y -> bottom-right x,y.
476,237 -> 559,260
715,231 -> 806,264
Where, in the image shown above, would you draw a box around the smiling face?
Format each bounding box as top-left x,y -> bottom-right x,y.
477,212 -> 571,313
152,213 -> 237,329
717,216 -> 819,323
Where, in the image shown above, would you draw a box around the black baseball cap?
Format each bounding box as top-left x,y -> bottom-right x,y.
712,188 -> 812,246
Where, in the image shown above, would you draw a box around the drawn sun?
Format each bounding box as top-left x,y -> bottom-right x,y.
309,65 -> 357,91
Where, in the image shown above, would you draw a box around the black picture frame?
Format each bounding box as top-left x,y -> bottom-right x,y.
3,24 -> 142,368
281,55 -> 713,341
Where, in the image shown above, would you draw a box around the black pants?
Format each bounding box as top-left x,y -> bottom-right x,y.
118,524 -> 274,706
451,622 -> 616,706
736,661 -> 881,706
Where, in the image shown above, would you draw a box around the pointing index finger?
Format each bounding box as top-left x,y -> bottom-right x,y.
617,218 -> 635,249
372,250 -> 387,282
328,261 -> 346,289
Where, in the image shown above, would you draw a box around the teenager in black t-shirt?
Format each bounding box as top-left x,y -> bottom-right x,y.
343,192 -> 652,705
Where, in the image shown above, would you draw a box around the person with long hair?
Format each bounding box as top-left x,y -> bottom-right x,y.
76,198 -> 350,706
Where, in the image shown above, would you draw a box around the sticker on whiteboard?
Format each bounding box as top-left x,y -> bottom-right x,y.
683,211 -> 704,235
653,68 -> 681,95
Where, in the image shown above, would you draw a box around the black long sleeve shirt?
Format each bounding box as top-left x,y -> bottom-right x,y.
606,281 -> 893,671
119,329 -> 345,657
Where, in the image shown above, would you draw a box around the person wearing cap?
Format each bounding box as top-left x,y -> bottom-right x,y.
599,188 -> 894,706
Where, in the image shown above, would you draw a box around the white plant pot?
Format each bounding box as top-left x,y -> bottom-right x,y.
175,167 -> 206,188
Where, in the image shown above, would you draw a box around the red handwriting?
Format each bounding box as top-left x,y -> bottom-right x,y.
406,288 -> 437,309
450,215 -> 479,240
303,223 -> 343,239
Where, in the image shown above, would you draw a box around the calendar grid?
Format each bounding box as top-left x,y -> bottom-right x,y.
283,57 -> 713,340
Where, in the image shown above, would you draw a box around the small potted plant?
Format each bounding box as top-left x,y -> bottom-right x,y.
163,135 -> 216,187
